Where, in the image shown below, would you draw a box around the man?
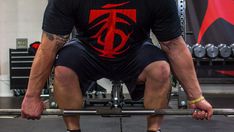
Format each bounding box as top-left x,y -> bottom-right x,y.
21,0 -> 213,132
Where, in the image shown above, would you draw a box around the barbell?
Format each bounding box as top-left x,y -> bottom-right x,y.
0,108 -> 234,116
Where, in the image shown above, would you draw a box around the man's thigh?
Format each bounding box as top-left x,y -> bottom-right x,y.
54,38 -> 107,94
122,39 -> 169,100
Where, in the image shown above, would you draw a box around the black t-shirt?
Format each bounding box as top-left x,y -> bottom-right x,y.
42,0 -> 181,59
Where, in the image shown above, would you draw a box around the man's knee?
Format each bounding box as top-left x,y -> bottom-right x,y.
146,61 -> 170,83
54,66 -> 78,83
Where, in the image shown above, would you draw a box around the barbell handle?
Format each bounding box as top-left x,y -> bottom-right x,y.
0,108 -> 234,116
0,109 -> 63,116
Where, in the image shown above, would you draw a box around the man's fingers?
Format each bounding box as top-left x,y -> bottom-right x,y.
195,111 -> 203,120
200,111 -> 207,119
205,113 -> 209,120
193,110 -> 209,120
21,109 -> 42,120
207,107 -> 213,120
26,114 -> 41,120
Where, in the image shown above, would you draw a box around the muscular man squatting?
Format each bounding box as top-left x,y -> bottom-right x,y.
21,0 -> 213,132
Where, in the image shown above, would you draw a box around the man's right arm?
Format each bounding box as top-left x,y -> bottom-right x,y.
21,31 -> 69,119
25,31 -> 69,98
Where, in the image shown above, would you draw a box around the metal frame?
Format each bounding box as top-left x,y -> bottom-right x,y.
177,0 -> 187,40
110,81 -> 125,108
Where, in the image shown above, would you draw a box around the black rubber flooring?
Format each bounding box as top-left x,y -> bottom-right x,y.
0,115 -> 233,132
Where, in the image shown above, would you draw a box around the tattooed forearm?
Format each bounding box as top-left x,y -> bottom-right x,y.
45,32 -> 55,41
44,31 -> 70,50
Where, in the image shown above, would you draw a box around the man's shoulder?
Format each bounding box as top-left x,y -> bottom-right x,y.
50,0 -> 74,4
48,0 -> 78,12
146,0 -> 165,4
49,0 -> 75,7
144,0 -> 165,10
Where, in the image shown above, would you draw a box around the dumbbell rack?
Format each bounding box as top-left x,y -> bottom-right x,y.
194,58 -> 234,84
187,43 -> 234,84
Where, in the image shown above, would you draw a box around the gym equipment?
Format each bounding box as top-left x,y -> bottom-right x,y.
86,81 -> 107,99
0,108 -> 233,116
110,81 -> 125,108
192,44 -> 206,58
177,84 -> 187,108
230,44 -> 234,57
205,44 -> 218,58
177,0 -> 186,40
9,49 -> 49,96
218,44 -> 232,58
84,80 -> 144,108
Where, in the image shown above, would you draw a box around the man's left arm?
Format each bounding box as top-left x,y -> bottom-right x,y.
160,36 -> 213,120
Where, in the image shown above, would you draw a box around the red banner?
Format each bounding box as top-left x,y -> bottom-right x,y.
187,0 -> 234,45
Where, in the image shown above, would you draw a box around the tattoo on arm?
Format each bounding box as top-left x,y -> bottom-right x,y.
44,32 -> 70,50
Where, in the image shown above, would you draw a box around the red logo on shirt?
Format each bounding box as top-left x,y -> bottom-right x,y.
88,2 -> 136,58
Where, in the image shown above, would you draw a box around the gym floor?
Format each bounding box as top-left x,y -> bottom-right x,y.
0,93 -> 234,132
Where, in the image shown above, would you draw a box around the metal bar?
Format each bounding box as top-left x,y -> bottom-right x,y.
0,109 -> 63,116
0,109 -> 234,116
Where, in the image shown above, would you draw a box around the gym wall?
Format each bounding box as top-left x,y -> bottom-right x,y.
0,0 -> 47,96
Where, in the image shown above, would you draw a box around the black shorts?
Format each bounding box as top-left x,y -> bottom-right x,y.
55,38 -> 168,100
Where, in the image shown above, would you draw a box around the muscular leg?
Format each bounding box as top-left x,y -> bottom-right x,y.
138,61 -> 171,131
54,66 -> 83,130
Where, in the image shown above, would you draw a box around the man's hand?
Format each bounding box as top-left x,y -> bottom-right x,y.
21,96 -> 44,120
189,99 -> 213,120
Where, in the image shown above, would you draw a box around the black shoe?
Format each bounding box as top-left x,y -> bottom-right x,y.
148,129 -> 161,132
67,130 -> 81,132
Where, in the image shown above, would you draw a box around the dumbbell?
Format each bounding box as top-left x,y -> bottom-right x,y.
218,44 -> 232,58
230,44 -> 234,57
186,44 -> 193,54
192,44 -> 206,58
205,44 -> 218,58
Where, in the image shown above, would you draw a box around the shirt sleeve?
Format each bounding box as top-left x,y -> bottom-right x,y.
42,0 -> 75,35
151,0 -> 182,42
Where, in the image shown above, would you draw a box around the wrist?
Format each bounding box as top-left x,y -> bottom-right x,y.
25,90 -> 41,99
188,96 -> 205,105
187,90 -> 203,100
